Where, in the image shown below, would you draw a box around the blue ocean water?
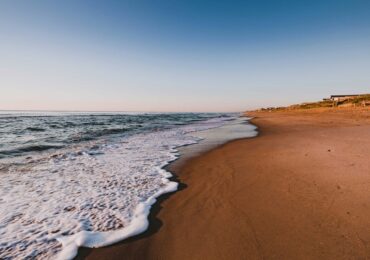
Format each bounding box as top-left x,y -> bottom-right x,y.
0,112 -> 229,159
0,111 -> 243,259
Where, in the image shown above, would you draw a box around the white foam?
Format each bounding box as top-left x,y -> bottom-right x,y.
0,117 -> 253,259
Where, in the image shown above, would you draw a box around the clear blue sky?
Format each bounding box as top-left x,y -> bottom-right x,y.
1,0 -> 370,112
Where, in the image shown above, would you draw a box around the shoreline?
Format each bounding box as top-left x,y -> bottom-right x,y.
76,116 -> 257,259
78,107 -> 370,259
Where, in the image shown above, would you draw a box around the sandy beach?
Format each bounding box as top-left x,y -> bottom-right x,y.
79,107 -> 370,259
3,2 -> 370,258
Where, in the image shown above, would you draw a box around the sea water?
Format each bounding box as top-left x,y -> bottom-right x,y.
0,112 -> 256,259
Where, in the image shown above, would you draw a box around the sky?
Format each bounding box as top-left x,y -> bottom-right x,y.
1,0 -> 370,112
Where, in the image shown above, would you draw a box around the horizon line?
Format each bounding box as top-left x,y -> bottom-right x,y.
0,109 -> 242,114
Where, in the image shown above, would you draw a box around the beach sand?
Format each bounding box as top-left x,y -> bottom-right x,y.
78,107 -> 370,259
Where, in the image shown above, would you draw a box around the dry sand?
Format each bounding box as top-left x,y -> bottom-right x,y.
78,107 -> 370,260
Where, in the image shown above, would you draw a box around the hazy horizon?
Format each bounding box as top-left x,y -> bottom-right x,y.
0,109 -> 237,113
1,0 -> 370,112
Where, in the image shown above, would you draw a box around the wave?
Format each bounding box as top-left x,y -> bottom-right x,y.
0,113 -> 230,159
0,116 -> 241,259
25,127 -> 46,132
0,144 -> 63,157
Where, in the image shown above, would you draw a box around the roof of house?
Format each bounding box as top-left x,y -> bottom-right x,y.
330,94 -> 364,98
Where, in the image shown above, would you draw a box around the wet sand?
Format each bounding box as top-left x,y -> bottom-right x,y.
78,107 -> 370,259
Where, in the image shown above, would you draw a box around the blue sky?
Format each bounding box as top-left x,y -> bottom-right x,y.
1,0 -> 370,112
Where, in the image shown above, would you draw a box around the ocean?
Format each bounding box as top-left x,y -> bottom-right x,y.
0,112 -> 256,259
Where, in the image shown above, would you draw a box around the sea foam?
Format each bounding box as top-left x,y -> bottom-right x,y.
0,117 -> 236,259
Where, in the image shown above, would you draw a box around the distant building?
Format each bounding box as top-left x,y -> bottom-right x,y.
329,94 -> 364,101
